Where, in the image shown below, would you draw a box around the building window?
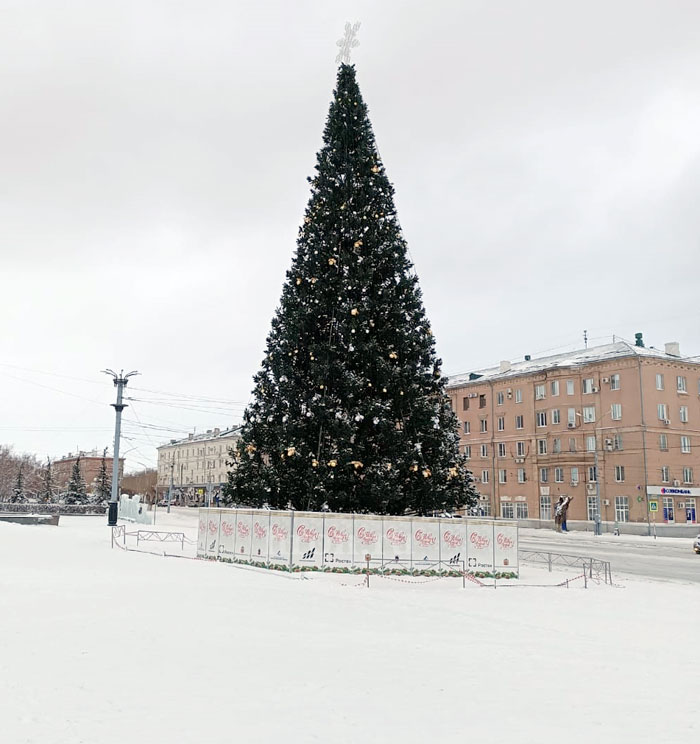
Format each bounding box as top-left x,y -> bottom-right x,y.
567,408 -> 576,426
663,496 -> 674,522
615,496 -> 629,523
553,438 -> 561,454
657,403 -> 668,421
540,495 -> 552,520
583,378 -> 594,394
687,498 -> 697,522
566,380 -> 575,395
535,384 -> 546,400
588,466 -> 597,482
499,469 -> 507,484
536,411 -> 547,427
515,502 -> 529,519
481,469 -> 489,484
551,380 -> 559,396
683,467 -> 693,484
587,496 -> 597,521
480,444 -> 488,458
610,374 -> 620,390
613,434 -> 624,451
538,439 -> 547,455
552,409 -> 561,425
497,442 -> 506,458
661,466 -> 670,483
680,406 -> 689,423
656,373 -> 664,390
681,436 -> 691,454
479,394 -> 486,409
462,396 -> 470,411
677,375 -> 687,393
540,468 -> 548,483
583,406 -> 596,423
463,421 -> 470,434
464,445 -> 471,459
515,415 -> 524,429
611,403 -> 622,420
480,419 -> 488,433
586,435 -> 596,452
517,468 -> 526,483
554,467 -> 564,483
497,416 -> 505,432
516,441 -> 525,457
569,437 -> 577,452
515,389 -> 522,403
659,433 -> 668,451
571,466 -> 579,485
501,501 -> 514,519
496,391 -> 504,405
615,465 -> 625,482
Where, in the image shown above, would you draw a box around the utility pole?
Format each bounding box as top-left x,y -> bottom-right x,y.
593,447 -> 602,536
103,369 -> 139,526
168,460 -> 174,513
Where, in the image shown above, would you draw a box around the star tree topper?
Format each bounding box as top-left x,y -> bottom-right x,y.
335,21 -> 361,64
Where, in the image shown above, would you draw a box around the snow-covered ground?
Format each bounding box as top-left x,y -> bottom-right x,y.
1,512 -> 698,744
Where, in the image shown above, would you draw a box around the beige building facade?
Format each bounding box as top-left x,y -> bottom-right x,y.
156,426 -> 241,504
447,340 -> 700,528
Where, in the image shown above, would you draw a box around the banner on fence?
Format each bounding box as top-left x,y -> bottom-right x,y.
197,509 -> 519,576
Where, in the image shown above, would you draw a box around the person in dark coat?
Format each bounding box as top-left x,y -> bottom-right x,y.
554,496 -> 564,532
560,496 -> 573,532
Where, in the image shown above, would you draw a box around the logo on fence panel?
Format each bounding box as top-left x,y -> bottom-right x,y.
221,520 -> 234,537
254,521 -> 267,539
443,530 -> 464,548
237,521 -> 250,538
208,520 -> 218,535
470,532 -> 490,550
271,523 -> 289,541
414,529 -> 437,547
327,526 -> 350,544
357,526 -> 378,545
497,533 -> 514,549
301,547 -> 316,560
385,527 -> 407,546
296,524 -> 320,543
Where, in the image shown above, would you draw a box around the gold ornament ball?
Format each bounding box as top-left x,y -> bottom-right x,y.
371,165 -> 380,173
312,459 -> 319,468
351,308 -> 359,316
328,459 -> 337,468
296,277 -> 302,285
353,240 -> 363,249
422,469 -> 432,478
287,446 -> 296,457
328,257 -> 336,266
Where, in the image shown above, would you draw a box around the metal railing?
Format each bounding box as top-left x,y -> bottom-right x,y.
519,549 -> 613,586
111,525 -> 190,551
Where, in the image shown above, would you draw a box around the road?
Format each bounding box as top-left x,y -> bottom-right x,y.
519,528 -> 700,583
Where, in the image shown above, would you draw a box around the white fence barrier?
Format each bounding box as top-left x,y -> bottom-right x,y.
118,494 -> 153,525
197,509 -> 518,577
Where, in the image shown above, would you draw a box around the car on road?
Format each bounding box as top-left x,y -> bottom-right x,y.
693,534 -> 700,554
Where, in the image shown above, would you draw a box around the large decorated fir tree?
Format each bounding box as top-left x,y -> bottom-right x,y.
226,64 -> 476,515
65,456 -> 88,505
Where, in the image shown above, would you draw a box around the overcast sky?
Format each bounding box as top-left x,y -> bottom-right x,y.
2,0 -> 699,472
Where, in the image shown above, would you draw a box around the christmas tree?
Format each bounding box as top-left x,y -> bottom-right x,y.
65,456 -> 88,505
93,448 -> 111,504
41,457 -> 55,503
12,464 -> 25,503
226,64 -> 476,516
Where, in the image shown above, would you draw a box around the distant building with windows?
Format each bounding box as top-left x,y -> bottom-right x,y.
156,426 -> 241,505
447,337 -> 700,528
54,450 -> 124,495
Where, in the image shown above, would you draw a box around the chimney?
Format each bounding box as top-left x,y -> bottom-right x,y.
524,355 -> 531,362
634,332 -> 644,348
214,428 -> 220,435
664,342 -> 680,357
499,360 -> 511,373
188,433 -> 194,441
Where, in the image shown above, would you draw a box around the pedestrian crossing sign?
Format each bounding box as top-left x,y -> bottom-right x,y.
648,500 -> 659,512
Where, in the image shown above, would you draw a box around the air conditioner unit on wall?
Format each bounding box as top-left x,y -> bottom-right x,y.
515,458 -> 525,463
571,481 -> 579,486
586,484 -> 596,492
468,393 -> 478,398
663,419 -> 670,426
603,499 -> 610,506
602,377 -> 610,383
567,422 -> 576,429
592,386 -> 599,393
673,480 -> 680,486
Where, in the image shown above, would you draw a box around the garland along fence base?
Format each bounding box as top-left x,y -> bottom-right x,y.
197,508 -> 519,579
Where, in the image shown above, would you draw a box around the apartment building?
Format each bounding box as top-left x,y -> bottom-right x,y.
156,426 -> 241,504
447,338 -> 700,527
54,450 -> 124,494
